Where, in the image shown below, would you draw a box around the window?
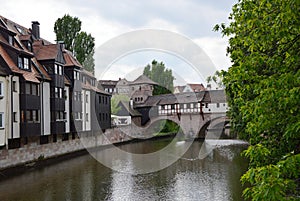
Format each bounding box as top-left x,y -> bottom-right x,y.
8,35 -> 13,45
18,57 -> 30,70
86,113 -> 89,121
25,110 -> 39,123
55,87 -> 59,98
13,112 -> 17,122
18,57 -> 23,69
12,81 -> 17,92
58,65 -> 62,75
216,103 -> 220,108
86,94 -> 88,103
59,88 -> 63,99
28,42 -> 32,51
23,58 -> 29,70
54,64 -> 58,74
0,112 -> 4,128
0,82 -> 3,96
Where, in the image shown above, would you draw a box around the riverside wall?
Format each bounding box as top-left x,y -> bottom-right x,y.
0,128 -> 132,170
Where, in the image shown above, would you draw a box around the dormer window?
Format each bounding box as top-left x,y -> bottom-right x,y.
18,57 -> 30,70
54,64 -> 63,75
8,35 -> 13,45
28,42 -> 32,52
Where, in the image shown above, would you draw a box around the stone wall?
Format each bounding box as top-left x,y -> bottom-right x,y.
0,128 -> 133,170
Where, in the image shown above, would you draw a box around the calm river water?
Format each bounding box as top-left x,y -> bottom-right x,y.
0,138 -> 248,201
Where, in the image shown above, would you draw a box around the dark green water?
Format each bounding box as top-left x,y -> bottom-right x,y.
0,139 -> 248,201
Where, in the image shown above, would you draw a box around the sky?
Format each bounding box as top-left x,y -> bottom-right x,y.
0,0 -> 237,86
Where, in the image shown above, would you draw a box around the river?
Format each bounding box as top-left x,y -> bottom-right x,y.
0,138 -> 248,201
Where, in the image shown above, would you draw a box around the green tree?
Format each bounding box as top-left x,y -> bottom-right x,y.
206,70 -> 226,89
215,0 -> 300,200
111,94 -> 130,115
54,14 -> 95,74
143,60 -> 175,95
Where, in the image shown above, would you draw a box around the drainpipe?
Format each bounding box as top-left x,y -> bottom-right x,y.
5,76 -> 10,149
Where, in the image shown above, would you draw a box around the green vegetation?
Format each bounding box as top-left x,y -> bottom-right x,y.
54,14 -> 95,74
110,94 -> 130,115
152,120 -> 181,136
143,60 -> 175,95
206,70 -> 226,89
215,0 -> 300,200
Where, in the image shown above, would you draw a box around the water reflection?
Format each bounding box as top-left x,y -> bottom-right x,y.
0,139 -> 248,201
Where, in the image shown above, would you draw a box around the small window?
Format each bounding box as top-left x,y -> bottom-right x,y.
86,113 -> 89,121
55,87 -> 59,98
23,58 -> 29,70
8,35 -> 13,45
0,112 -> 4,128
59,88 -> 63,98
12,81 -> 17,92
86,94 -> 88,103
0,82 -> 3,96
28,42 -> 32,51
216,103 -> 220,108
18,57 -> 23,68
54,64 -> 58,74
13,112 -> 17,122
59,65 -> 62,75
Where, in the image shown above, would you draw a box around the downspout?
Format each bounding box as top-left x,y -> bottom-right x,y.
5,76 -> 10,149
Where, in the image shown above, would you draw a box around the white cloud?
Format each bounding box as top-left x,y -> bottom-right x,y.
194,37 -> 232,71
1,0 -> 234,83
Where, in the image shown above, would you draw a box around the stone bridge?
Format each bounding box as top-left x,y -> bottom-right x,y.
118,90 -> 230,140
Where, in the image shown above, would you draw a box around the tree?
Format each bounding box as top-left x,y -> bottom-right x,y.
54,14 -> 95,74
143,60 -> 175,95
206,70 -> 226,89
110,94 -> 130,115
215,0 -> 300,200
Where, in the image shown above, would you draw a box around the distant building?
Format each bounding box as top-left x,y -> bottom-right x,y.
99,80 -> 118,94
99,75 -> 158,104
112,100 -> 141,126
174,83 -> 206,94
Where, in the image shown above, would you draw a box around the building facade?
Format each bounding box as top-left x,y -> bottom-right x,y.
0,16 -> 111,149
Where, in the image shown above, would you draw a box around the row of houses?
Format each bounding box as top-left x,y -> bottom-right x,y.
0,16 -> 111,149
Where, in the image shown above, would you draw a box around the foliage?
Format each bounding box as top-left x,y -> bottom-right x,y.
206,70 -> 226,89
215,0 -> 300,200
111,94 -> 130,115
54,14 -> 95,74
143,60 -> 175,95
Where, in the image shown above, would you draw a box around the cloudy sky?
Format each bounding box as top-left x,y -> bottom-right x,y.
1,0 -> 237,85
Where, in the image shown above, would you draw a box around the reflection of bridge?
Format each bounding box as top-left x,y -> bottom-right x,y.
124,90 -> 230,139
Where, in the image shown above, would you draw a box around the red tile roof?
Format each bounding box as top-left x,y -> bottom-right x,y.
63,49 -> 82,68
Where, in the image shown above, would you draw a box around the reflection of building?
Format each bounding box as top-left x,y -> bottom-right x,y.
0,16 -> 111,149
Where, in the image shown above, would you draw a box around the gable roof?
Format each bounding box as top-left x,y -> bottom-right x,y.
130,75 -> 158,85
63,49 -> 82,68
117,100 -> 141,117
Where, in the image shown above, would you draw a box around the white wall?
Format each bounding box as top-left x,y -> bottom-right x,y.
82,90 -> 91,131
42,82 -> 51,135
0,76 -> 7,146
64,86 -> 70,133
85,90 -> 91,131
12,76 -> 20,139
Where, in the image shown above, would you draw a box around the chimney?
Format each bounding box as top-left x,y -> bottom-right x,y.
130,98 -> 134,109
31,21 -> 40,39
57,41 -> 65,50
